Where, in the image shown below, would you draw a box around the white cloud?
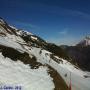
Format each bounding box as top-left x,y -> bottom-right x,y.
48,6 -> 90,20
70,10 -> 90,20
13,20 -> 40,30
59,28 -> 68,35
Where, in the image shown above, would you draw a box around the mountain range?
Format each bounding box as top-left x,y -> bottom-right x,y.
61,36 -> 90,71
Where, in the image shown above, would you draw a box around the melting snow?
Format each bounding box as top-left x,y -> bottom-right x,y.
31,36 -> 38,41
0,53 -> 54,90
29,47 -> 90,90
0,36 -> 25,52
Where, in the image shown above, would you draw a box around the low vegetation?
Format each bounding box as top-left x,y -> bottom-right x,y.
0,45 -> 42,69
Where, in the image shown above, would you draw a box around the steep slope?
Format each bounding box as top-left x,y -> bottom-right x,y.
0,17 -> 90,90
0,18 -> 68,90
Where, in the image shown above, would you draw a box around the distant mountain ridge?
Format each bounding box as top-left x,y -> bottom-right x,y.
77,36 -> 90,46
61,37 -> 90,71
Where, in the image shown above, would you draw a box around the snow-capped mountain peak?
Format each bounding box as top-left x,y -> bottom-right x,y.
77,36 -> 90,46
84,36 -> 90,46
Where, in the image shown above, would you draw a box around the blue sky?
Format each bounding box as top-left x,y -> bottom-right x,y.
0,0 -> 90,45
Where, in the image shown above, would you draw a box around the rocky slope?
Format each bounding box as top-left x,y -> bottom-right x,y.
0,17 -> 90,90
0,17 -> 68,90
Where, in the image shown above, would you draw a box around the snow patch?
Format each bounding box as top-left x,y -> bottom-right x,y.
29,47 -> 90,90
0,53 -> 54,90
31,36 -> 38,41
